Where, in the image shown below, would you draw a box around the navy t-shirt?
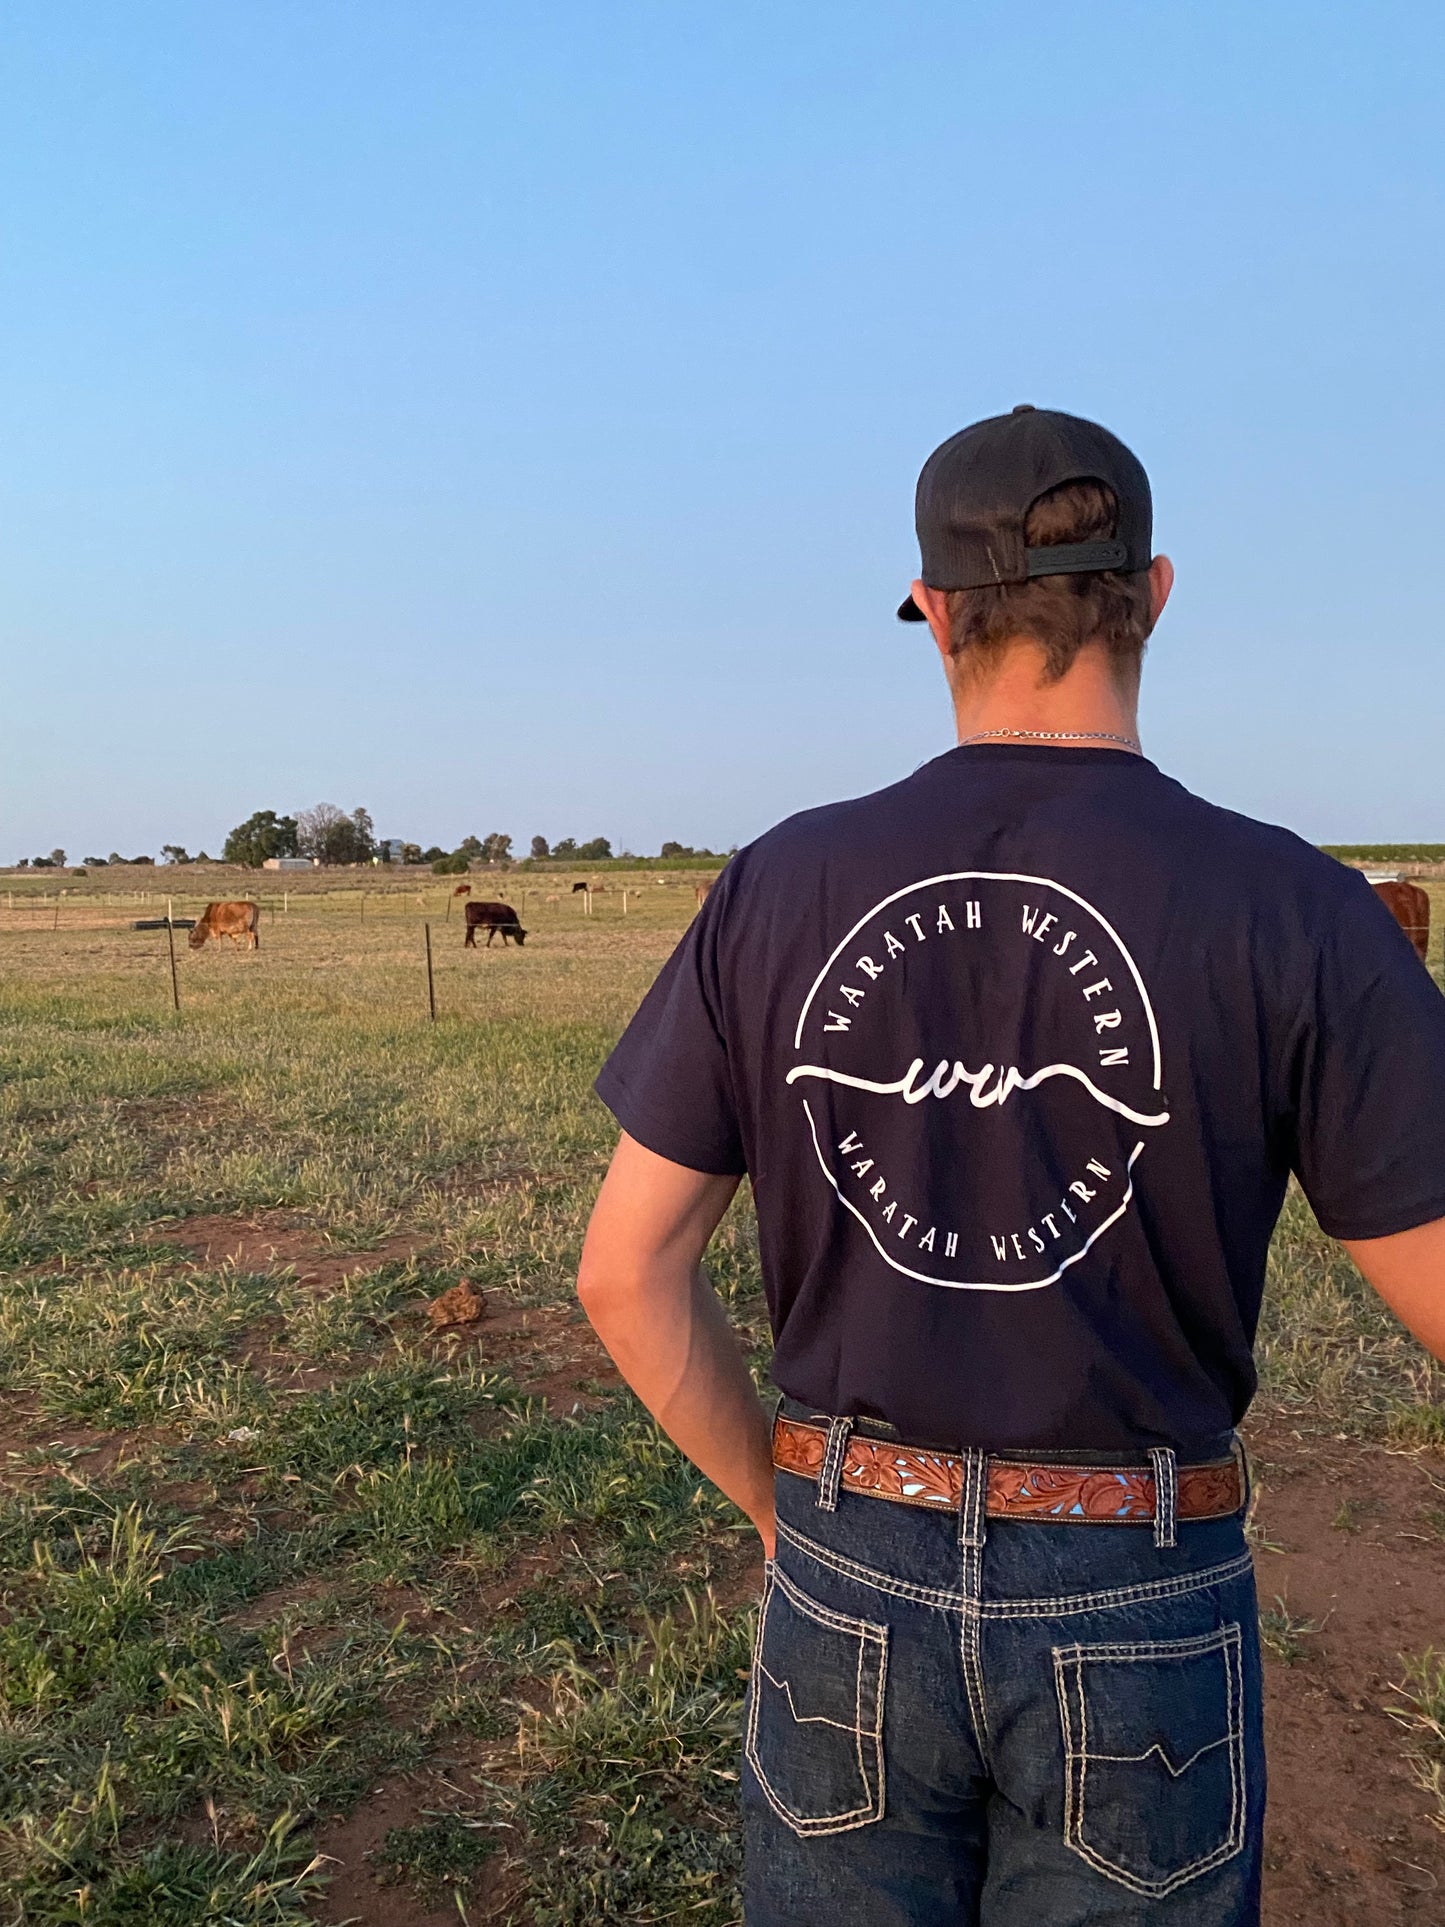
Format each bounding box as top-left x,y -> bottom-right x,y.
596,747 -> 1445,1456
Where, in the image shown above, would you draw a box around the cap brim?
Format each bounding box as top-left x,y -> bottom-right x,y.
896,593 -> 926,622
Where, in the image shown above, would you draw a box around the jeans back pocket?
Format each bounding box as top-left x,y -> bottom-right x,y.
1053,1623 -> 1245,1898
745,1563 -> 888,1837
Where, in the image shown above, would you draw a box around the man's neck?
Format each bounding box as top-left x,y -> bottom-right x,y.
948,639 -> 1141,752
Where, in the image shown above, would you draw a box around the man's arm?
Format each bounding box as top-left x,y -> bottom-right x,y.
1342,1215 -> 1445,1364
577,1131 -> 776,1557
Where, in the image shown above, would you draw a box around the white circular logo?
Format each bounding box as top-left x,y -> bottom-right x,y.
787,872 -> 1170,1291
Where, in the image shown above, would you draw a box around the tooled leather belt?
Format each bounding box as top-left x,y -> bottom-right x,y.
773,1414 -> 1244,1525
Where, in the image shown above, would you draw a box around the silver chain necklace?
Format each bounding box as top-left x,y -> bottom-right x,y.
959,727 -> 1141,751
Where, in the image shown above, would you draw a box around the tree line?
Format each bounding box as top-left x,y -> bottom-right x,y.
12,810 -> 727,873
217,807 -> 723,871
17,848 -> 164,871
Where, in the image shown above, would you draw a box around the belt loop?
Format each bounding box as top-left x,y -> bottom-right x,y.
1149,1446 -> 1178,1549
958,1448 -> 989,1550
815,1415 -> 853,1512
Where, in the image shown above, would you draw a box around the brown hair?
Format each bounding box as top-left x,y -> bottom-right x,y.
944,478 -> 1153,683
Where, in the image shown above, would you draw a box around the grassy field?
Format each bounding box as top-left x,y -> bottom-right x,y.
0,876 -> 1442,1922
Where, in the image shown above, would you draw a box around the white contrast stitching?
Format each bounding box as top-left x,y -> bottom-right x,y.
776,1517 -> 965,1610
777,1520 -> 1253,1620
1053,1622 -> 1248,1897
1053,1625 -> 1247,1664
744,1561 -> 889,1837
753,1665 -> 871,1733
1082,1733 -> 1233,1776
816,1415 -> 852,1512
770,1560 -> 888,1641
981,1549 -> 1255,1619
957,1450 -> 993,1770
1149,1446 -> 1178,1549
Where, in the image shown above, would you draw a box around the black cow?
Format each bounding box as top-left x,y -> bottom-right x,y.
464,900 -> 528,947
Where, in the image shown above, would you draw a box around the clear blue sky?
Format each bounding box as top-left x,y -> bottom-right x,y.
4,2 -> 1443,862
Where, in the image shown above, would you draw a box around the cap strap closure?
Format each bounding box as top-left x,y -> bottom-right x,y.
1024,538 -> 1129,578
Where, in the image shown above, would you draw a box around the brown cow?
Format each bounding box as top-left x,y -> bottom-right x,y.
453,883 -> 471,897
1371,878 -> 1430,963
463,900 -> 527,947
189,901 -> 260,950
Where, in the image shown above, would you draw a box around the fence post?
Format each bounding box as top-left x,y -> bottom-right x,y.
424,922 -> 437,1022
166,917 -> 181,1013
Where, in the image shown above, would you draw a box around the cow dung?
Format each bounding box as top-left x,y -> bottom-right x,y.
427,1279 -> 487,1329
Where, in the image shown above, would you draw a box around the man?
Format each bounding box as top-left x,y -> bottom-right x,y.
578,406 -> 1445,1924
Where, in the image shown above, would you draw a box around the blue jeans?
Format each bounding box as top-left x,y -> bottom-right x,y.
742,1422 -> 1264,1925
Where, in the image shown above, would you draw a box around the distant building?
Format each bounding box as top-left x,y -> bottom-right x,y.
378,839 -> 412,863
262,856 -> 317,872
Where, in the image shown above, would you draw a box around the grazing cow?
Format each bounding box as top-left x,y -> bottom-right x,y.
695,881 -> 713,908
464,900 -> 527,947
571,880 -> 590,894
188,901 -> 260,950
453,883 -> 471,897
1371,878 -> 1431,963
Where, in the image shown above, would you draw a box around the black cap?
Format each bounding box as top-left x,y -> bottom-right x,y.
897,405 -> 1152,621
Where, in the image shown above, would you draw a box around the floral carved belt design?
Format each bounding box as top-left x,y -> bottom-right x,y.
772,1414 -> 1243,1524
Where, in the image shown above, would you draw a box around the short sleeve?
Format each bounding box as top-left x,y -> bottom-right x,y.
1290,876 -> 1445,1240
594,879 -> 746,1176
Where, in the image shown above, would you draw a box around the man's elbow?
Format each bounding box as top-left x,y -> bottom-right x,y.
576,1240 -> 646,1318
577,1234 -> 680,1325
575,1246 -> 612,1314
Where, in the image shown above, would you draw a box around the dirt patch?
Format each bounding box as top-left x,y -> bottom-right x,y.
0,1398 -> 157,1485
471,1544 -> 570,1618
151,1212 -> 426,1288
310,1754 -> 516,1927
0,1393 -> 49,1462
310,1773 -> 463,1927
227,1574 -> 342,1634
422,1296 -> 621,1408
1245,1420 -> 1445,1922
707,1539 -> 767,1614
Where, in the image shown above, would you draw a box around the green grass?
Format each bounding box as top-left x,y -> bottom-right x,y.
0,884 -> 1440,1917
1258,1595 -> 1320,1666
1389,1650 -> 1445,1833
497,1595 -> 750,1925
375,1811 -> 500,1895
0,894 -> 765,1917
1257,1184 -> 1445,1437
